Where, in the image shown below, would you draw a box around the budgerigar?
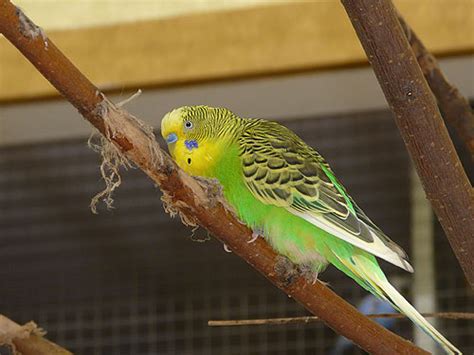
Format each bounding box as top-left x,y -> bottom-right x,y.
161,106 -> 461,354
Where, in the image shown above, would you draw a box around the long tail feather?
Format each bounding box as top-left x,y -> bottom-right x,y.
332,253 -> 462,354
380,279 -> 461,355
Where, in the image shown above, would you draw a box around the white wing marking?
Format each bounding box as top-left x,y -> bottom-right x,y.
292,210 -> 414,273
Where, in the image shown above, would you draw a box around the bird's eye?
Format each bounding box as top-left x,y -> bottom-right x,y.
184,121 -> 193,129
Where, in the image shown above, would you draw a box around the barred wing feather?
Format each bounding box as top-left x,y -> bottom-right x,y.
239,120 -> 413,273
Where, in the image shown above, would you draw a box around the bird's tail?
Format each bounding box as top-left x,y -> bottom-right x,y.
331,252 -> 462,354
380,279 -> 461,354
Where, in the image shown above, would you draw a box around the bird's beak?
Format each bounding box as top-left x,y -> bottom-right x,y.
166,133 -> 178,144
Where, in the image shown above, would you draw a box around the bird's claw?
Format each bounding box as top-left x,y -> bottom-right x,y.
248,232 -> 260,243
223,244 -> 232,253
248,228 -> 263,243
299,264 -> 329,286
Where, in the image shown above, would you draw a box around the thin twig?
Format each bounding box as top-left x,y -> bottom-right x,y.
209,312 -> 474,327
341,0 -> 474,288
117,89 -> 142,107
0,1 -> 428,354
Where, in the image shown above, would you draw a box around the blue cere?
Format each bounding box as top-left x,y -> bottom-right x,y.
185,139 -> 199,151
166,133 -> 178,144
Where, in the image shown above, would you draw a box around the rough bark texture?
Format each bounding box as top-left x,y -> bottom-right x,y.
398,14 -> 474,158
0,315 -> 72,355
0,1 -> 428,353
341,0 -> 474,288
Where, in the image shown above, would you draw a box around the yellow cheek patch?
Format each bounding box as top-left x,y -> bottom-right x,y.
172,139 -> 224,178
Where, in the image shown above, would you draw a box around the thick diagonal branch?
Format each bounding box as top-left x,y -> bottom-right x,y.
398,14 -> 474,158
0,1 -> 427,353
341,0 -> 474,287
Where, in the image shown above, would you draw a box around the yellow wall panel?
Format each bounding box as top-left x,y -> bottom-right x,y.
1,1 -> 472,102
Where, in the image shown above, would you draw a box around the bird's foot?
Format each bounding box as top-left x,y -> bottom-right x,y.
274,256 -> 299,287
299,264 -> 329,286
223,244 -> 232,253
248,228 -> 264,243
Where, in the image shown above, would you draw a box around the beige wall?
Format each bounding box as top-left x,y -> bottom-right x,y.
2,2 -> 473,145
1,55 -> 472,146
2,1 -> 472,101
14,0 -> 282,30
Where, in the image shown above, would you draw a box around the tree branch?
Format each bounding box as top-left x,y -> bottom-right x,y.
0,315 -> 72,355
398,14 -> 474,158
341,0 -> 474,288
0,1 -> 428,354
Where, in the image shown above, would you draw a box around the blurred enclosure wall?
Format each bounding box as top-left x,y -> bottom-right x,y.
0,1 -> 473,354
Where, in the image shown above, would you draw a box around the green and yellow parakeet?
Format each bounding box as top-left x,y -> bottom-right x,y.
161,105 -> 460,354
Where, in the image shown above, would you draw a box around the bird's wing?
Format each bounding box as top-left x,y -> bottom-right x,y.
239,120 -> 413,272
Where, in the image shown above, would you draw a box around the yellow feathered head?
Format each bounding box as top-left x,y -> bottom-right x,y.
161,105 -> 239,175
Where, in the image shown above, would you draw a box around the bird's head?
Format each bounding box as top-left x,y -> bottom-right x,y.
161,105 -> 239,175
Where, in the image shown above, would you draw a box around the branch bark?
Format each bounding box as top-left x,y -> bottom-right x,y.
0,315 -> 72,355
0,1 -> 428,354
341,0 -> 474,288
398,14 -> 474,158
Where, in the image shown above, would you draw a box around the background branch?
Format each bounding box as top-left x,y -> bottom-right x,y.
0,315 -> 72,355
208,312 -> 474,327
0,1 -> 428,354
398,14 -> 474,158
341,0 -> 474,288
